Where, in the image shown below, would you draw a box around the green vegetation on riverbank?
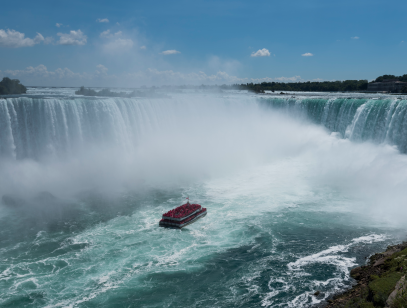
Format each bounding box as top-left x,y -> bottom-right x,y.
374,74 -> 407,83
235,74 -> 407,93
75,86 -> 169,98
237,80 -> 369,93
0,78 -> 27,95
327,242 -> 407,308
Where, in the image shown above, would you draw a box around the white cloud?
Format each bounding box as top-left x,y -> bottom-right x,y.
273,76 -> 302,82
160,50 -> 180,55
95,64 -> 108,76
44,37 -> 54,45
34,33 -> 44,43
140,45 -> 146,50
351,36 -> 360,40
103,38 -> 134,52
3,65 -> 87,82
302,53 -> 314,57
97,18 -> 109,23
100,30 -> 110,38
56,23 -> 62,28
57,30 -> 87,45
1,63 -> 310,87
0,29 -> 44,48
250,48 -> 270,57
100,30 -> 122,38
207,56 -> 241,76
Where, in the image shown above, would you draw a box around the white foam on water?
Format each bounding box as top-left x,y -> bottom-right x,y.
1,91 -> 407,307
260,234 -> 388,307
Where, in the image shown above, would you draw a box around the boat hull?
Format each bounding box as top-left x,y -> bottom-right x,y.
159,210 -> 207,229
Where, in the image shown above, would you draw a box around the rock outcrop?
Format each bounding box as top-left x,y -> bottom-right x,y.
324,242 -> 407,308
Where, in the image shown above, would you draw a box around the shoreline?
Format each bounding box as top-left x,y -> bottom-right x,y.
319,241 -> 407,307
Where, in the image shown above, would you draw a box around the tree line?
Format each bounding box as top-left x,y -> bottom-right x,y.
232,74 -> 407,93
0,78 -> 27,95
234,80 -> 369,93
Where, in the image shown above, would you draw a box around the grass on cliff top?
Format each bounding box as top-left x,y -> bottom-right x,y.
369,272 -> 403,306
344,247 -> 407,307
368,247 -> 407,307
392,286 -> 407,308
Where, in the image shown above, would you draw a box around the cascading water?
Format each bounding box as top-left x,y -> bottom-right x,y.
262,97 -> 407,152
2,96 -> 407,161
0,97 -> 172,160
0,90 -> 407,308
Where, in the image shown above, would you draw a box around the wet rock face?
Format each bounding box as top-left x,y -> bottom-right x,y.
2,194 -> 27,207
386,275 -> 406,307
350,267 -> 362,280
325,242 -> 407,308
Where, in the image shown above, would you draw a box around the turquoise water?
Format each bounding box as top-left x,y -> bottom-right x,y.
262,96 -> 407,152
1,90 -> 407,307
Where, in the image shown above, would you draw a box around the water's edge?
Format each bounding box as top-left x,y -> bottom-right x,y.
320,241 -> 407,308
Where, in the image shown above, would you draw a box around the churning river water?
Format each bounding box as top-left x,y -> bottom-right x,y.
0,88 -> 407,307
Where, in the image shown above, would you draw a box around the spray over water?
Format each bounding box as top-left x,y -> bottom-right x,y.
0,90 -> 406,307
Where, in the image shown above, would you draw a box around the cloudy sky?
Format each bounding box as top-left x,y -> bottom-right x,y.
1,0 -> 406,86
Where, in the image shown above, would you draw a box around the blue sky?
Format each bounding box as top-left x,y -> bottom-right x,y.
1,0 -> 406,86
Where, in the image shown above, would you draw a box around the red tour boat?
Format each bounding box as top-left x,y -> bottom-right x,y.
159,198 -> 207,229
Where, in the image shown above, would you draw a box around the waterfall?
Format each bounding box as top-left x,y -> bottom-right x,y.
0,97 -> 175,160
2,95 -> 407,161
262,97 -> 407,153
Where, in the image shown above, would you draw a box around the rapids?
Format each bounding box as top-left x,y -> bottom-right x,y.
0,89 -> 406,307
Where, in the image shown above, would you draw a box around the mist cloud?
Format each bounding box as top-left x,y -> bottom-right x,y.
103,38 -> 134,52
2,95 -> 407,227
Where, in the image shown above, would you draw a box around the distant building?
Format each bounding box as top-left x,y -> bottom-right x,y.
367,79 -> 407,92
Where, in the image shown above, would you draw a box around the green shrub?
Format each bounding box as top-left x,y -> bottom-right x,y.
359,301 -> 375,308
0,77 -> 27,94
384,248 -> 407,272
393,287 -> 407,308
344,298 -> 375,308
369,272 -> 403,307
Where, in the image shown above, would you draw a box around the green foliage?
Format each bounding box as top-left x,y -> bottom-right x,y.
374,74 -> 407,83
343,286 -> 373,308
232,73 -> 407,93
75,86 -> 98,96
401,86 -> 407,94
75,86 -> 169,98
383,248 -> 407,272
237,80 -> 369,93
393,285 -> 407,308
369,272 -> 403,307
0,77 -> 27,95
344,298 -> 376,308
359,301 -> 376,308
375,75 -> 397,82
0,84 -> 7,94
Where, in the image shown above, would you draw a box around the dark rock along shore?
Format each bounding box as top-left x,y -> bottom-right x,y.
320,242 -> 407,308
